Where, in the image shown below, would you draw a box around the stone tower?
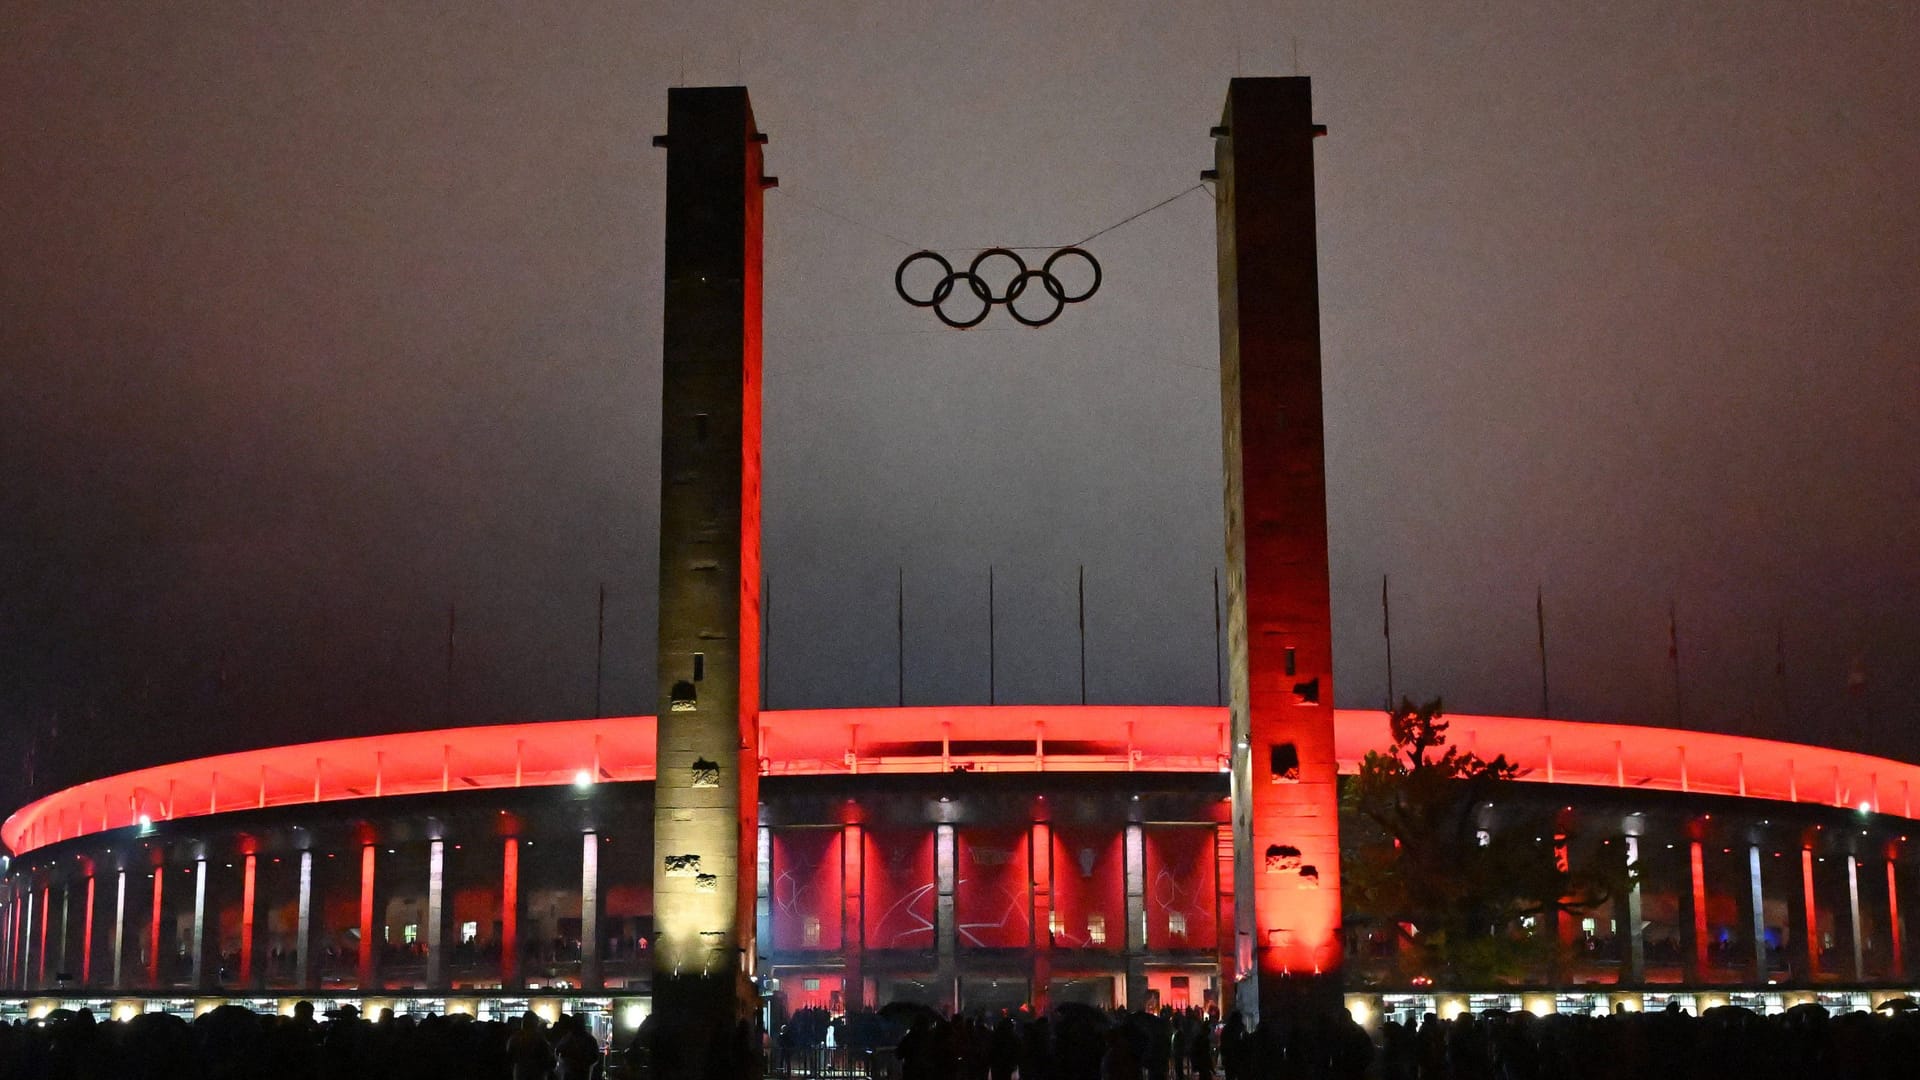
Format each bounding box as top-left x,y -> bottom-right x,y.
1213,76 -> 1343,1022
651,85 -> 766,1071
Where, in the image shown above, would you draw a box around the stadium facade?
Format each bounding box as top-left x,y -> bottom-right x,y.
3,704 -> 1919,1025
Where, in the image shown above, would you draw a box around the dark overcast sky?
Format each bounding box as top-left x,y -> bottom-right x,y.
3,2 -> 1917,812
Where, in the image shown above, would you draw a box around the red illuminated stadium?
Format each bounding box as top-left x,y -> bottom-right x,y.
3,705 -> 1918,1017
5,78 -> 1914,1032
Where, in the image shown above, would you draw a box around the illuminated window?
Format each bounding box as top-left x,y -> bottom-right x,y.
1169,912 -> 1188,939
803,916 -> 821,948
1581,918 -> 1597,936
1520,916 -> 1537,930
403,924 -> 418,945
1087,913 -> 1107,946
1049,912 -> 1063,937
461,921 -> 478,944
804,978 -> 821,991
1476,830 -> 1491,847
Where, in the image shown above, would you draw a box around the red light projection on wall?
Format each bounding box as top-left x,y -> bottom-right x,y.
1146,826 -> 1218,952
780,972 -> 843,1013
955,827 -> 1031,949
771,828 -> 843,952
863,829 -> 935,951
1049,827 -> 1124,952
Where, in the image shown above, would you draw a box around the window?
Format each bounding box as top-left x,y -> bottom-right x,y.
461,921 -> 478,944
403,924 -> 419,945
802,916 -> 821,948
1168,912 -> 1188,939
1087,913 -> 1107,946
804,978 -> 821,991
1049,912 -> 1064,938
1581,918 -> 1597,936
1476,830 -> 1491,847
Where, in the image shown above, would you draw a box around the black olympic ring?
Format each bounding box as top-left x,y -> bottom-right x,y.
894,246 -> 1101,328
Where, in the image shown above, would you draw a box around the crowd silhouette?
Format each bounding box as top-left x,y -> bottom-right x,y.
0,996 -> 1915,1078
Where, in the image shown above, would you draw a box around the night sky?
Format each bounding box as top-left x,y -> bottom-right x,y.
3,3 -> 1917,814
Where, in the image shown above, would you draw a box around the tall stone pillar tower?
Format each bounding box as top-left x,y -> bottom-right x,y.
652,85 -> 766,1072
1212,77 -> 1342,1023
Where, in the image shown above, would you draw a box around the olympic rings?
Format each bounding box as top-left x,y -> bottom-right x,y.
895,246 -> 1101,328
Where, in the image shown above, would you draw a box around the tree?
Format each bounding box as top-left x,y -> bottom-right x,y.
1340,697 -> 1628,985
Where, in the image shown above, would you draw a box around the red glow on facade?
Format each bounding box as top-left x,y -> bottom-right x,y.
863,828 -> 934,951
771,828 -> 843,952
1146,827 -> 1218,952
1049,827 -> 1123,953
955,827 -> 1030,949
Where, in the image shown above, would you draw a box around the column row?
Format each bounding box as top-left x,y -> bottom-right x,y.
0,828 -> 637,994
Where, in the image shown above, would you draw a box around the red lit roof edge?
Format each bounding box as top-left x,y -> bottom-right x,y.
4,706 -> 1914,855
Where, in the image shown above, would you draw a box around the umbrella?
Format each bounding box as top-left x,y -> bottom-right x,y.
878,1000 -> 940,1026
1052,1001 -> 1109,1028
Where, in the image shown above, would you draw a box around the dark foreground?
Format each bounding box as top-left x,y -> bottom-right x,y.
0,999 -> 1917,1080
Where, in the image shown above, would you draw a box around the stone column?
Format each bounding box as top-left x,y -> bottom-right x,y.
1031,821 -> 1052,1012
1125,824 -> 1147,1009
21,882 -> 34,991
1846,854 -> 1865,980
1680,840 -> 1708,983
146,867 -> 163,989
842,824 -> 864,1010
239,854 -> 257,988
582,832 -> 602,990
1745,846 -> 1768,983
36,884 -> 49,987
296,850 -> 317,990
1888,860 -> 1904,979
754,825 -> 772,972
357,844 -> 377,989
1212,75 -> 1342,1023
1215,822 -> 1239,1014
1790,848 -> 1819,981
112,869 -> 127,990
426,839 -> 447,990
190,855 -> 213,989
501,837 -> 521,990
81,874 -> 95,987
1622,835 -> 1646,983
2,883 -> 13,991
650,84 -> 767,1074
56,882 -> 70,983
936,825 -> 956,1011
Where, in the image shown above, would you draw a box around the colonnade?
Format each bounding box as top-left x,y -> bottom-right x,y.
757,819 -> 1237,1014
0,829 -> 621,995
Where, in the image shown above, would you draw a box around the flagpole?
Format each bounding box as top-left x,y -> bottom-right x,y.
988,565 -> 996,706
1213,568 -> 1224,709
1775,619 -> 1789,727
445,603 -> 457,726
1078,565 -> 1088,707
1382,574 -> 1395,711
897,567 -> 905,708
594,583 -> 606,719
1537,585 -> 1550,720
1669,600 -> 1684,730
